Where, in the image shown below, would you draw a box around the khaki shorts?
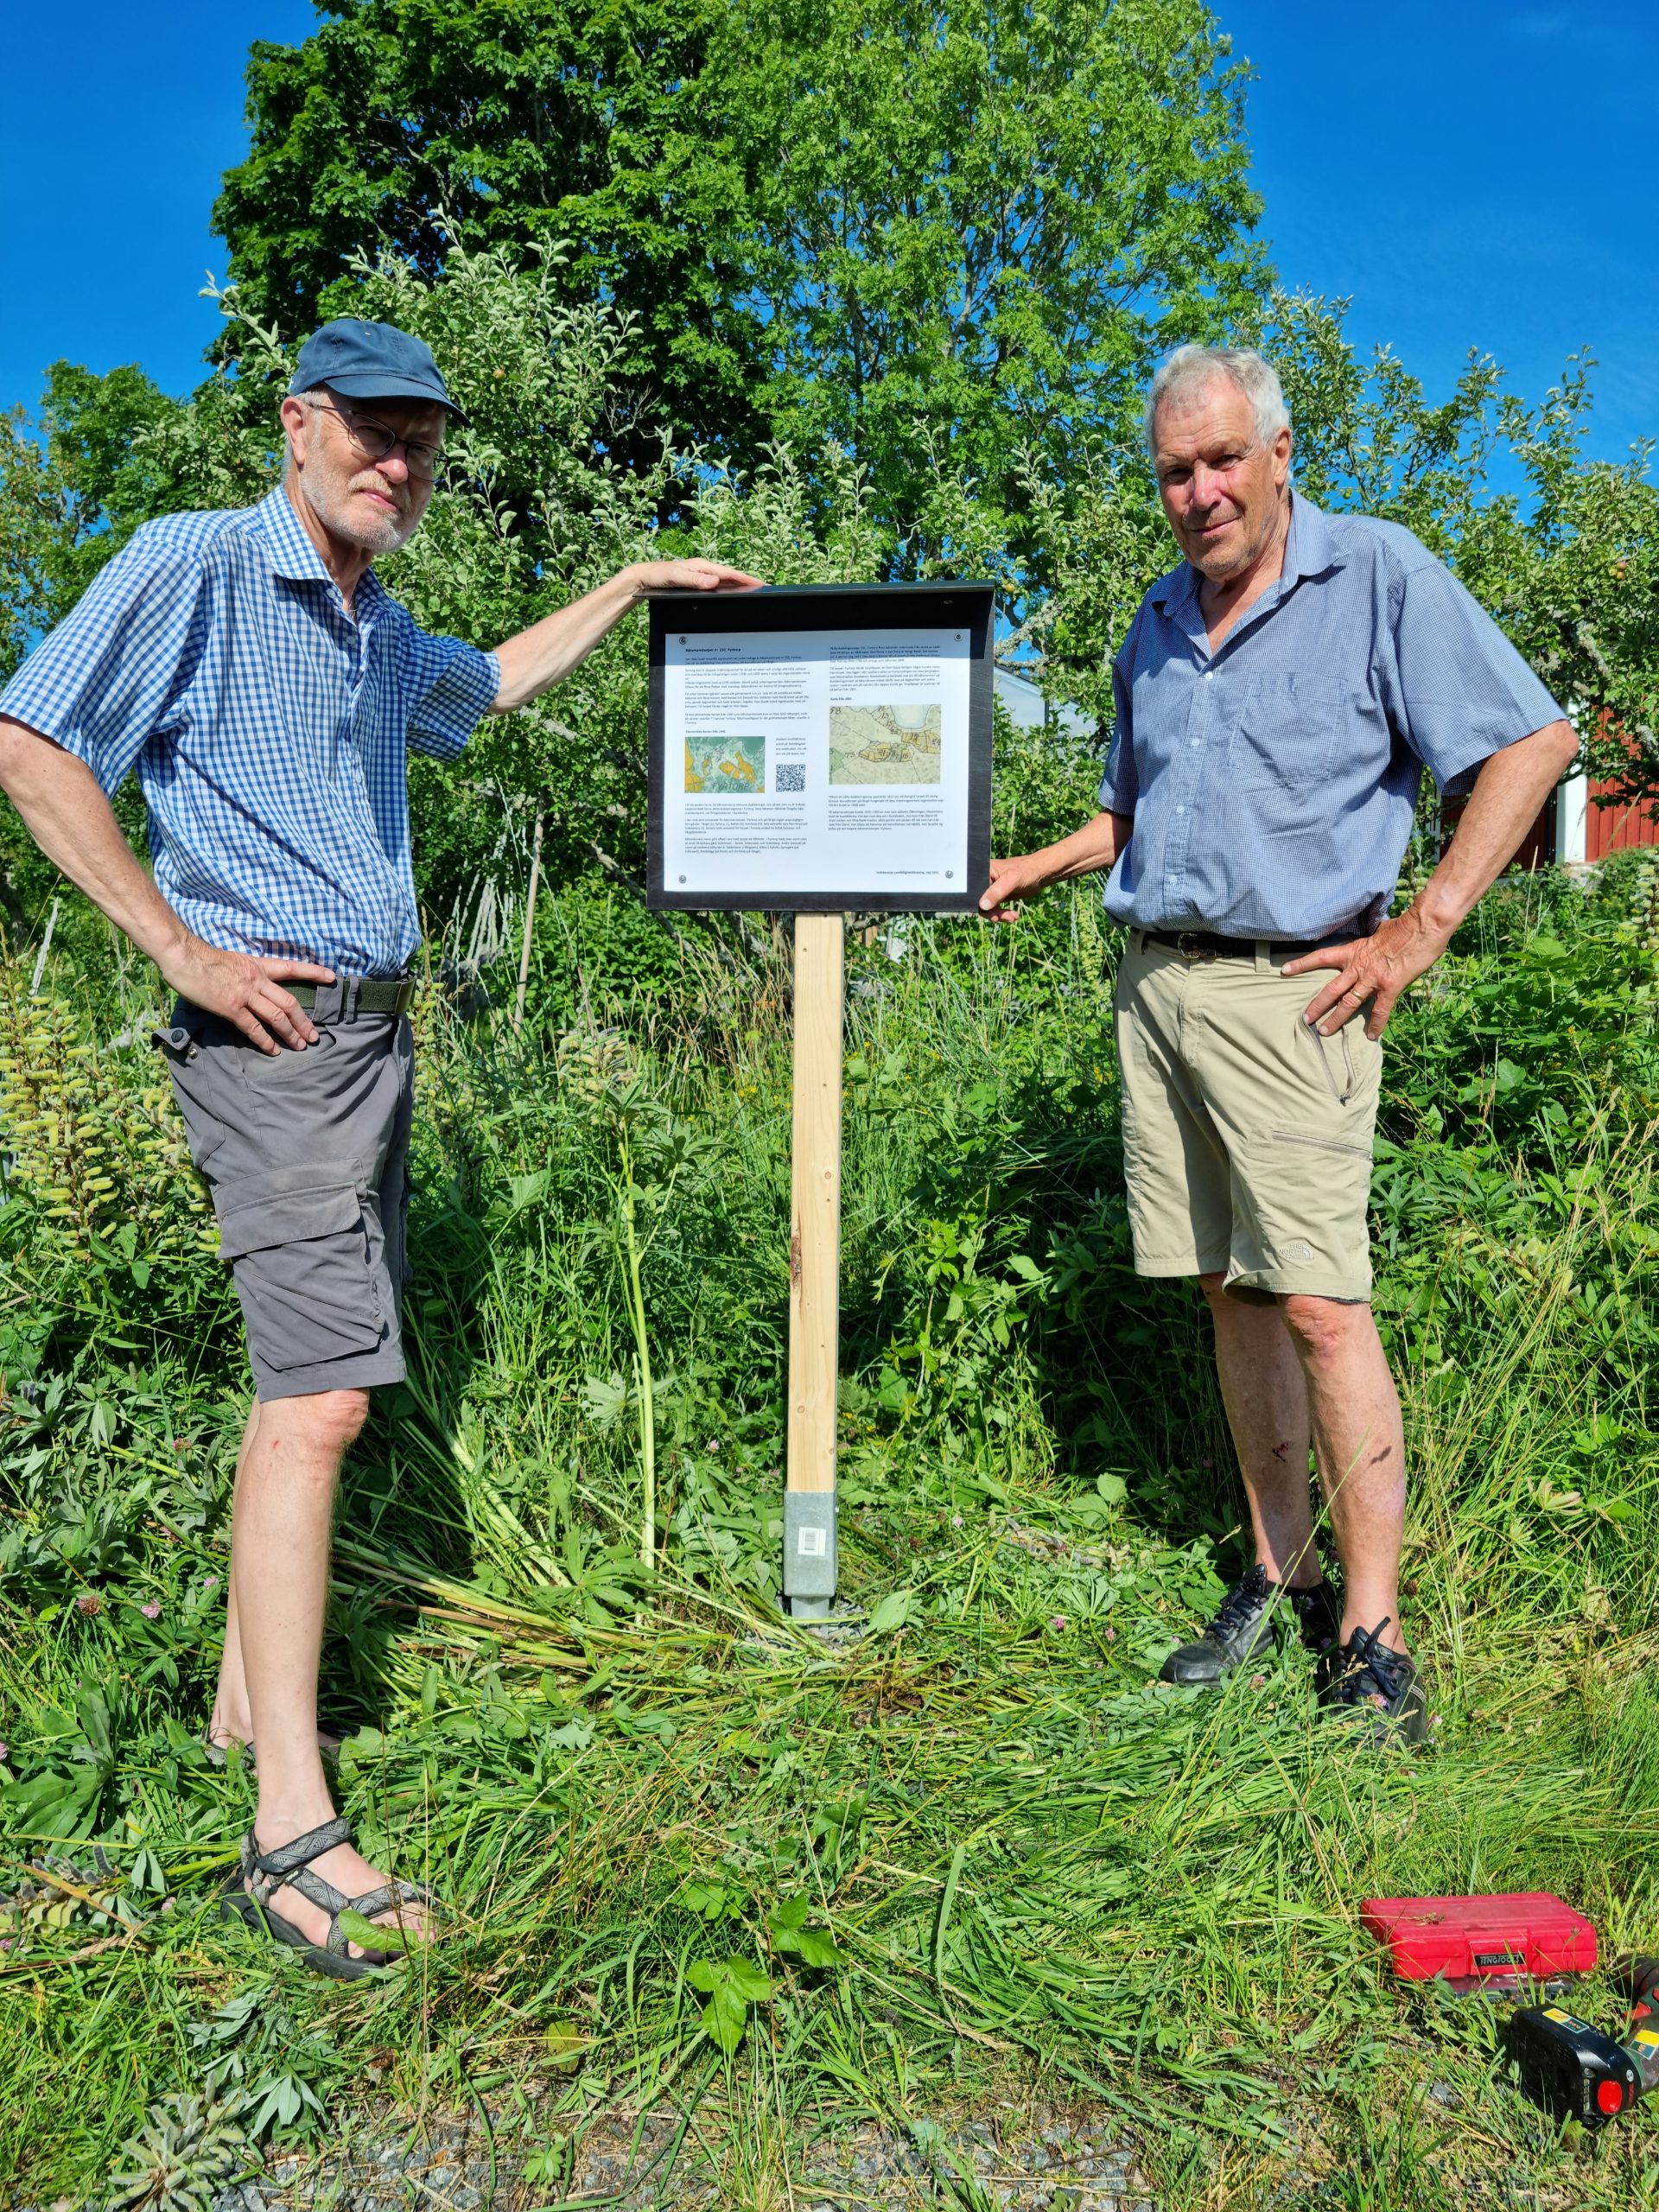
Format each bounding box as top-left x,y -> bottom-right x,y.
1114,932 -> 1382,1302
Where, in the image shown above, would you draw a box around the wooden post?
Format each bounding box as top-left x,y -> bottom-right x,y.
783,912 -> 844,1617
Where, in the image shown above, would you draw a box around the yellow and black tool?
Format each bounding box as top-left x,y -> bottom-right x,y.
1504,1960 -> 1659,2127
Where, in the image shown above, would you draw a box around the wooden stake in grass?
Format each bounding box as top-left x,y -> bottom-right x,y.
783,912 -> 843,1618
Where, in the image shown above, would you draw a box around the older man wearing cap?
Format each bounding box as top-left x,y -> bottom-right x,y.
0,317 -> 759,1973
982,344 -> 1576,1744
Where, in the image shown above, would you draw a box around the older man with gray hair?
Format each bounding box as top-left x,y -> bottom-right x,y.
983,344 -> 1575,1740
0,317 -> 759,1970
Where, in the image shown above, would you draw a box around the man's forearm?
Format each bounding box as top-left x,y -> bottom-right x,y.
1031,810 -> 1133,885
980,809 -> 1132,917
0,716 -> 188,963
488,569 -> 645,715
1411,719 -> 1580,935
489,557 -> 763,715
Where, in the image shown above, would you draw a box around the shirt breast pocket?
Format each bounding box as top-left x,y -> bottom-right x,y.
1226,672 -> 1344,796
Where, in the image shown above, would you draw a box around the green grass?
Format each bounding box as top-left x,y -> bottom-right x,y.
3,862 -> 1659,2208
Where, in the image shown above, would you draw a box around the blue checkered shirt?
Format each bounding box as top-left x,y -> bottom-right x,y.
1100,495 -> 1565,938
0,485 -> 500,974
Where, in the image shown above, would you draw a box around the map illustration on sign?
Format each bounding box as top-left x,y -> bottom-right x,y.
828,702 -> 942,785
685,733 -> 766,794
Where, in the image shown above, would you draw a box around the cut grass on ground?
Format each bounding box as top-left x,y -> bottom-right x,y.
3,869 -> 1658,2207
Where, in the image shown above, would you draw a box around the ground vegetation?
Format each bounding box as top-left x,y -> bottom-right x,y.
1,840 -> 1657,2205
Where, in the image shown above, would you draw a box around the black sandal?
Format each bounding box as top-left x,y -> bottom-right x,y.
220,1816 -> 431,1980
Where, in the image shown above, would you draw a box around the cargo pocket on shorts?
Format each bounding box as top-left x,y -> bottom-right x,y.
214,1173 -> 385,1373
1295,1017 -> 1363,1106
1251,1127 -> 1376,1275
152,1027 -> 232,1182
1269,1128 -> 1372,1160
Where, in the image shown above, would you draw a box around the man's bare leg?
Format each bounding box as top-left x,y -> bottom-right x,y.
1280,1295 -> 1408,1653
1198,1273 -> 1322,1589
209,1399 -> 341,1760
208,1401 -> 263,1750
232,1389 -> 423,1952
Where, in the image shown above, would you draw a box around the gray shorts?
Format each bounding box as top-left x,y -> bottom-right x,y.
155,988 -> 415,1402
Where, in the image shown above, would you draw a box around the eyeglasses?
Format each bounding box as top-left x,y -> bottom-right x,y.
310,399 -> 445,480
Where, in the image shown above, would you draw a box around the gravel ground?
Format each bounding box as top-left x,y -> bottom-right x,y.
194,2107 -> 1157,2211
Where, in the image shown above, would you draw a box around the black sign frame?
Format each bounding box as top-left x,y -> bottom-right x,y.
646,582 -> 995,913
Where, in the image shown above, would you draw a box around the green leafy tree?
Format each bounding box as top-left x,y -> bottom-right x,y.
1268,292 -> 1659,808
215,0 -> 767,461
0,365 -> 180,688
215,2 -> 1262,512
725,0 -> 1263,556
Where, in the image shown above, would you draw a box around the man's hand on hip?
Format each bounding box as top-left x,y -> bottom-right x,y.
0,723 -> 331,1050
161,936 -> 335,1054
1282,908 -> 1454,1039
1284,723 -> 1579,1037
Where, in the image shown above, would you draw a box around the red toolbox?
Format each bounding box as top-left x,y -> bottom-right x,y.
1362,1892 -> 1598,1993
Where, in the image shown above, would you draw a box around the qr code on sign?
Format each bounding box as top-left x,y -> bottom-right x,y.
775,763 -> 805,792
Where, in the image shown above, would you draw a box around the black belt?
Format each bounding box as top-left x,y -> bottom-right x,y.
288,976 -> 417,1016
1136,928 -> 1340,964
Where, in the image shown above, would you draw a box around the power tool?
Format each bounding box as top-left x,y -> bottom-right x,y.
1504,1958 -> 1659,2127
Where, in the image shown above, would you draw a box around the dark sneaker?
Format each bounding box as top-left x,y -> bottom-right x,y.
1159,1564 -> 1337,1685
1318,1618 -> 1428,1745
1288,1578 -> 1342,1662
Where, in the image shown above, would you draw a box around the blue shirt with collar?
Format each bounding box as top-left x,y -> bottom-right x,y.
0,484 -> 500,976
1098,493 -> 1564,940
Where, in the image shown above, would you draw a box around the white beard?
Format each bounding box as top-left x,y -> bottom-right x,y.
301,467 -> 419,555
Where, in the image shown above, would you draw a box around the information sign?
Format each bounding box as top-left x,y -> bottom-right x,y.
647,582 -> 995,912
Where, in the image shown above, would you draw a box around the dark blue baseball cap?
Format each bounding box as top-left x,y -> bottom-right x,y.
289,318 -> 468,423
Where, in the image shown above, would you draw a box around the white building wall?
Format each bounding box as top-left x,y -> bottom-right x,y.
1554,766 -> 1589,864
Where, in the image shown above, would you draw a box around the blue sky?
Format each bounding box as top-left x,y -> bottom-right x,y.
1224,2 -> 1659,467
2,2 -> 1653,469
